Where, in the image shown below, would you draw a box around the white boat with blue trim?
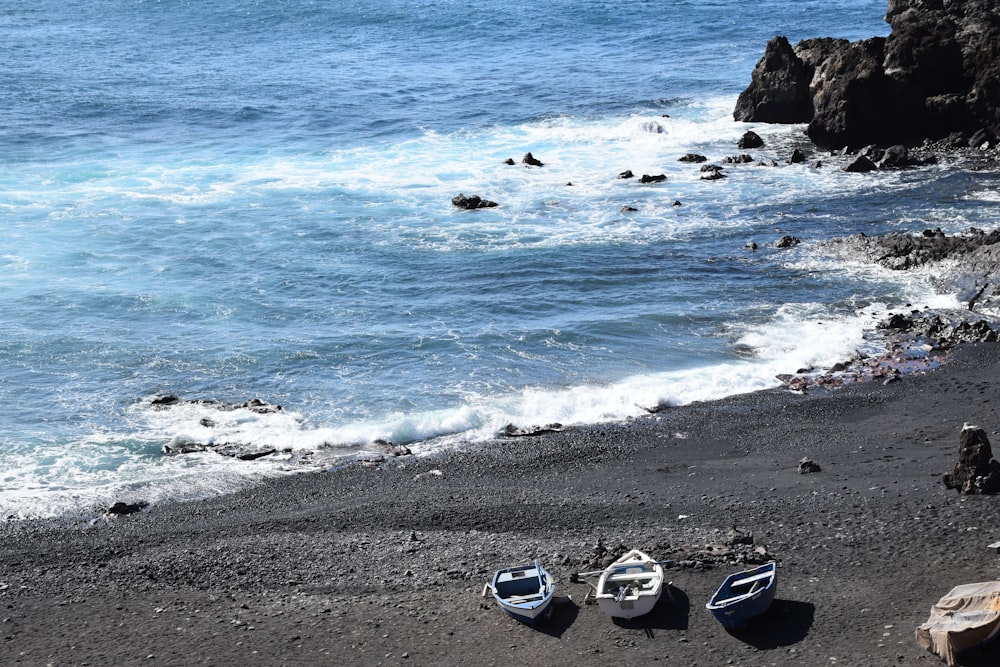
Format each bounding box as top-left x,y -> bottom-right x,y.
486,561 -> 555,624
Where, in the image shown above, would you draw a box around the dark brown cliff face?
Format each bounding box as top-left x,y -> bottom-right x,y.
735,0 -> 1000,149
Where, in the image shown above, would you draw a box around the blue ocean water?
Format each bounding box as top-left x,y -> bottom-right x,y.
1,0 -> 994,519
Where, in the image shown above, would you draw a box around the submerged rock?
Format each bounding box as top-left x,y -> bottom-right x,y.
522,152 -> 544,167
452,193 -> 498,210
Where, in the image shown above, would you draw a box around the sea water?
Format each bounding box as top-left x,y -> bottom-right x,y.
0,0 -> 993,519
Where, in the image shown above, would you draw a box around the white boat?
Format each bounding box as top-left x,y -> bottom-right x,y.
591,549 -> 665,619
487,561 -> 555,624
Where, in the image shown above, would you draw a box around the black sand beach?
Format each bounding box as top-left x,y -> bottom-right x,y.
4,343 -> 1000,666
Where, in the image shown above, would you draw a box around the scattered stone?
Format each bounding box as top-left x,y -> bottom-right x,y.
162,440 -> 209,455
639,174 -> 667,184
673,200 -> 682,207
798,457 -> 822,474
503,423 -> 564,437
504,158 -> 515,165
618,169 -> 634,179
723,154 -> 754,164
621,205 -> 638,213
775,235 -> 801,248
107,501 -> 149,516
789,148 -> 807,163
214,445 -> 277,461
727,527 -> 754,546
678,153 -> 707,163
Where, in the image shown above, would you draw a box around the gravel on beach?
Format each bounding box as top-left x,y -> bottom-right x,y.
4,344 -> 1000,666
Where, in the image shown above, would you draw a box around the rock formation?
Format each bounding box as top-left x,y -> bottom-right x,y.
735,0 -> 1000,149
943,424 -> 1000,494
819,227 -> 1000,313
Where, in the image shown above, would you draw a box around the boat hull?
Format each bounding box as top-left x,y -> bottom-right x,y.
597,594 -> 660,619
490,562 -> 555,625
916,580 -> 1000,666
706,562 -> 777,629
594,549 -> 665,619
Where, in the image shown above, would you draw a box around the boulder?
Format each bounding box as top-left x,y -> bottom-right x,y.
107,501 -> 148,516
678,153 -> 708,163
798,457 -> 822,474
452,193 -> 498,209
844,155 -> 878,172
639,173 -> 667,184
943,424 -> 1000,494
522,152 -> 544,167
738,130 -> 764,149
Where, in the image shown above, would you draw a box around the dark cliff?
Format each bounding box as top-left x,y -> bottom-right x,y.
735,0 -> 1000,149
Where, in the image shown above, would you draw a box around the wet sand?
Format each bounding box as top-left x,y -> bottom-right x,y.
4,344 -> 1000,666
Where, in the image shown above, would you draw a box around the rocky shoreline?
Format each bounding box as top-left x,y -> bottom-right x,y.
10,208 -> 1000,666
4,334 -> 1000,665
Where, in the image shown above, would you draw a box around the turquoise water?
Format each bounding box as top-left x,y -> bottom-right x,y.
2,0 -> 994,519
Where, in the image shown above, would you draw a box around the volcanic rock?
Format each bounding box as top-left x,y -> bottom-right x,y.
943,424 -> 1000,494
522,152 -> 544,167
452,193 -> 498,210
738,130 -> 764,149
735,0 -> 1000,149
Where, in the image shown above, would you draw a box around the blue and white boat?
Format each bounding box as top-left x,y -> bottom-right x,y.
706,561 -> 778,629
487,561 -> 555,624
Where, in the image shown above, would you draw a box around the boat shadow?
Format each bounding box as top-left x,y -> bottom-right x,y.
724,598 -> 814,648
534,597 -> 579,638
956,639 -> 1000,666
611,584 -> 690,634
